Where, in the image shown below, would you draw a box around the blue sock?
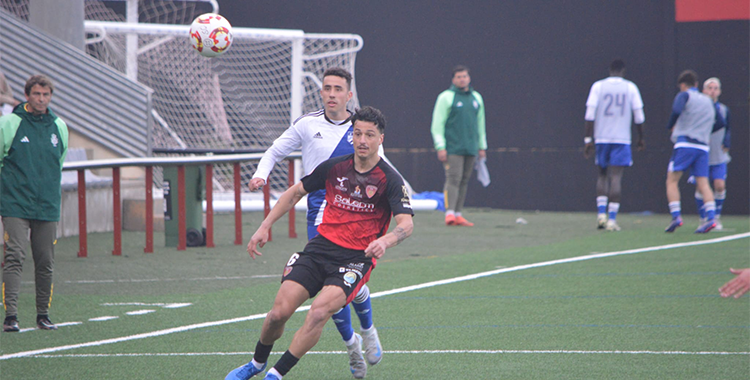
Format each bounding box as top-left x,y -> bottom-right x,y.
668,201 -> 681,219
596,196 -> 608,214
715,190 -> 725,217
607,202 -> 620,221
332,305 -> 354,341
694,191 -> 705,219
352,297 -> 373,330
704,201 -> 716,221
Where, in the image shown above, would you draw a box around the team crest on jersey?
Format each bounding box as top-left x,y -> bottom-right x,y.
473,100 -> 479,109
366,185 -> 377,198
51,134 -> 59,147
283,266 -> 293,277
352,185 -> 362,198
456,101 -> 463,107
347,131 -> 353,145
336,177 -> 348,191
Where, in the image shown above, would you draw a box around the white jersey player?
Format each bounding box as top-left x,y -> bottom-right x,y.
583,59 -> 645,231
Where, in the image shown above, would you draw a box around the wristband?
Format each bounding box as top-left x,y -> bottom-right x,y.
584,137 -> 593,144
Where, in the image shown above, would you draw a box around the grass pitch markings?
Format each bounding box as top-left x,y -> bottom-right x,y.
26,349 -> 750,358
2,232 -> 748,360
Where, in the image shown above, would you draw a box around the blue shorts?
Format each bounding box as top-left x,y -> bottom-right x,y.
595,144 -> 632,168
668,148 -> 709,177
709,163 -> 727,182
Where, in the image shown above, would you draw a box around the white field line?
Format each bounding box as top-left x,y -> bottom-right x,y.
55,274 -> 280,285
26,349 -> 750,358
2,232 -> 748,360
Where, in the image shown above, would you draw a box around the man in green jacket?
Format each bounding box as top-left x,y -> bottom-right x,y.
431,65 -> 487,227
1,75 -> 68,332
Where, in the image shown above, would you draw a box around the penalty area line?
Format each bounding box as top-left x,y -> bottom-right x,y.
2,232 -> 748,361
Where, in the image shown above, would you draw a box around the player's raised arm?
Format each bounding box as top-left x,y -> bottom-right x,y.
247,181 -> 308,258
364,213 -> 414,259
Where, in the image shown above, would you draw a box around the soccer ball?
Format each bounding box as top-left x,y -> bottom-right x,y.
189,13 -> 233,57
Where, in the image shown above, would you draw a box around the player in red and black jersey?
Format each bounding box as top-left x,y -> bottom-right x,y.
226,106 -> 414,380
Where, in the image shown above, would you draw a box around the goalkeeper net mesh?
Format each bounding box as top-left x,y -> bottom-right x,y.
1,0 -> 362,194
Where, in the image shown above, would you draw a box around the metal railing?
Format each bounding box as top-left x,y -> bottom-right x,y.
62,153 -> 301,257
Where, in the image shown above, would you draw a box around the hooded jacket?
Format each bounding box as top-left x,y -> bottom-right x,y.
0,103 -> 68,221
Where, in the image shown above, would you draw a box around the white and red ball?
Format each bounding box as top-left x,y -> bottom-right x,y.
189,13 -> 233,57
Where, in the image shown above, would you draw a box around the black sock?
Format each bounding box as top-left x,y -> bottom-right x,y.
37,314 -> 48,321
5,315 -> 17,322
273,350 -> 299,376
253,341 -> 273,364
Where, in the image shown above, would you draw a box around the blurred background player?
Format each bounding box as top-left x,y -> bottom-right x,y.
664,70 -> 724,233
431,65 -> 487,227
693,77 -> 730,230
249,68 -> 382,377
583,59 -> 645,231
1,75 -> 68,332
0,70 -> 21,116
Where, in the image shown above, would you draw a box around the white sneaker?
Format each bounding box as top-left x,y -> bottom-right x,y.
361,327 -> 383,366
346,333 -> 366,379
605,219 -> 621,231
714,217 -> 723,231
597,213 -> 608,229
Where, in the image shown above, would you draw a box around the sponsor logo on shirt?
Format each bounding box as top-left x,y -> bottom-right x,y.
336,176 -> 348,191
313,132 -> 323,139
352,185 -> 362,198
334,194 -> 374,212
20,136 -> 30,143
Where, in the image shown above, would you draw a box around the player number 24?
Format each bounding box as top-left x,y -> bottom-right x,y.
603,93 -> 626,117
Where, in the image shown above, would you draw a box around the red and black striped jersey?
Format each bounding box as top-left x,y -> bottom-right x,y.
301,154 -> 413,250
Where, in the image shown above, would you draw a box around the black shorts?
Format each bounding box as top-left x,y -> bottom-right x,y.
281,235 -> 375,304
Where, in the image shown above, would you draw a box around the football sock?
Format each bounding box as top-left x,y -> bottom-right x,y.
253,341 -> 273,364
607,202 -> 620,221
332,305 -> 354,341
668,201 -> 681,219
714,190 -> 726,216
455,212 -> 462,217
446,209 -> 455,217
694,191 -> 705,219
273,351 -> 299,376
597,196 -> 608,214
703,201 -> 716,221
267,368 -> 283,379
352,285 -> 373,330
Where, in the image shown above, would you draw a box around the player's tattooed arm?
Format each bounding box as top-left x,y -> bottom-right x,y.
392,226 -> 408,245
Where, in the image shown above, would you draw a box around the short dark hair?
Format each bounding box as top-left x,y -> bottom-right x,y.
452,65 -> 470,77
323,67 -> 352,89
25,75 -> 54,95
351,106 -> 386,133
678,70 -> 698,87
609,59 -> 625,74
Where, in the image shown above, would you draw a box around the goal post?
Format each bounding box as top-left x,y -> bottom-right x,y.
84,19 -> 363,193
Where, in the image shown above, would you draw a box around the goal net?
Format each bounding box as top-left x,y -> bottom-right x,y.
1,0 -> 363,195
